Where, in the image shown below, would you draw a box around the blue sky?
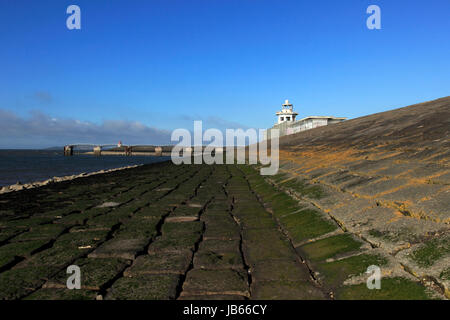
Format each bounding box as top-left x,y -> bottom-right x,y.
0,0 -> 449,147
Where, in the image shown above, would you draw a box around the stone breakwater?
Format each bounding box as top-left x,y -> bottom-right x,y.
0,161 -> 443,300
0,164 -> 143,195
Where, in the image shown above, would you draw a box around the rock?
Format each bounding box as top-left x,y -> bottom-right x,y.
0,163 -> 142,195
0,186 -> 10,193
11,184 -> 24,191
97,202 -> 121,208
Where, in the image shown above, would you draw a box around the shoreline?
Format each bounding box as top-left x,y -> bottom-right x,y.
0,164 -> 147,195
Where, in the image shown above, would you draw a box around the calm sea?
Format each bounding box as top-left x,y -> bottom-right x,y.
0,150 -> 170,187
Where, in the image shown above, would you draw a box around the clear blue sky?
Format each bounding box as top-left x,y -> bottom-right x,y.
0,0 -> 449,147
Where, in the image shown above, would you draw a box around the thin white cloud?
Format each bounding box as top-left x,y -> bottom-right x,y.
0,109 -> 172,148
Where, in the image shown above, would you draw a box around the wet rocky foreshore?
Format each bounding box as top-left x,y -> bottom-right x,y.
0,165 -> 142,194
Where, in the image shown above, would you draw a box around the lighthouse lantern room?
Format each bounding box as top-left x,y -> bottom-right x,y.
276,99 -> 298,124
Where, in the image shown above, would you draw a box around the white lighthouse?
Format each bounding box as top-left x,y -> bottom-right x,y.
276,99 -> 298,124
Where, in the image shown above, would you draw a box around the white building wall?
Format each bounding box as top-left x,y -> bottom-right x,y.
288,118 -> 329,135
266,116 -> 346,140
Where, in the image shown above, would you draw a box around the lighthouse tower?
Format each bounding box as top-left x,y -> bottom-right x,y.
276,99 -> 298,124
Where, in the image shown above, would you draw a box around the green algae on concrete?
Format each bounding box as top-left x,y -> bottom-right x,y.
279,209 -> 337,243
149,232 -> 201,253
298,233 -> 364,262
106,274 -> 180,300
270,172 -> 290,184
249,259 -> 310,282
368,227 -> 425,244
202,216 -> 241,240
88,238 -> 148,260
440,267 -> 450,280
9,224 -> 66,242
162,221 -> 203,236
242,172 -> 302,217
315,253 -> 388,289
53,211 -> 94,225
251,280 -> 326,300
114,217 -> 159,240
134,207 -> 171,219
125,251 -> 193,276
86,212 -> 127,229
280,177 -> 325,199
182,269 -> 249,297
53,229 -> 108,249
410,237 -> 450,268
242,230 -> 295,263
206,202 -> 230,212
2,216 -> 53,228
0,228 -> 25,243
24,288 -> 98,300
170,205 -> 202,218
0,265 -> 60,299
236,214 -> 278,230
0,239 -> 49,270
63,199 -> 95,212
24,244 -> 88,268
334,277 -> 433,300
0,239 -> 49,259
194,241 -> 243,270
45,257 -> 130,290
198,239 -> 240,252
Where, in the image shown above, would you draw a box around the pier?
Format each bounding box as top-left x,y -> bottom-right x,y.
63,144 -> 174,157
63,144 -> 231,158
